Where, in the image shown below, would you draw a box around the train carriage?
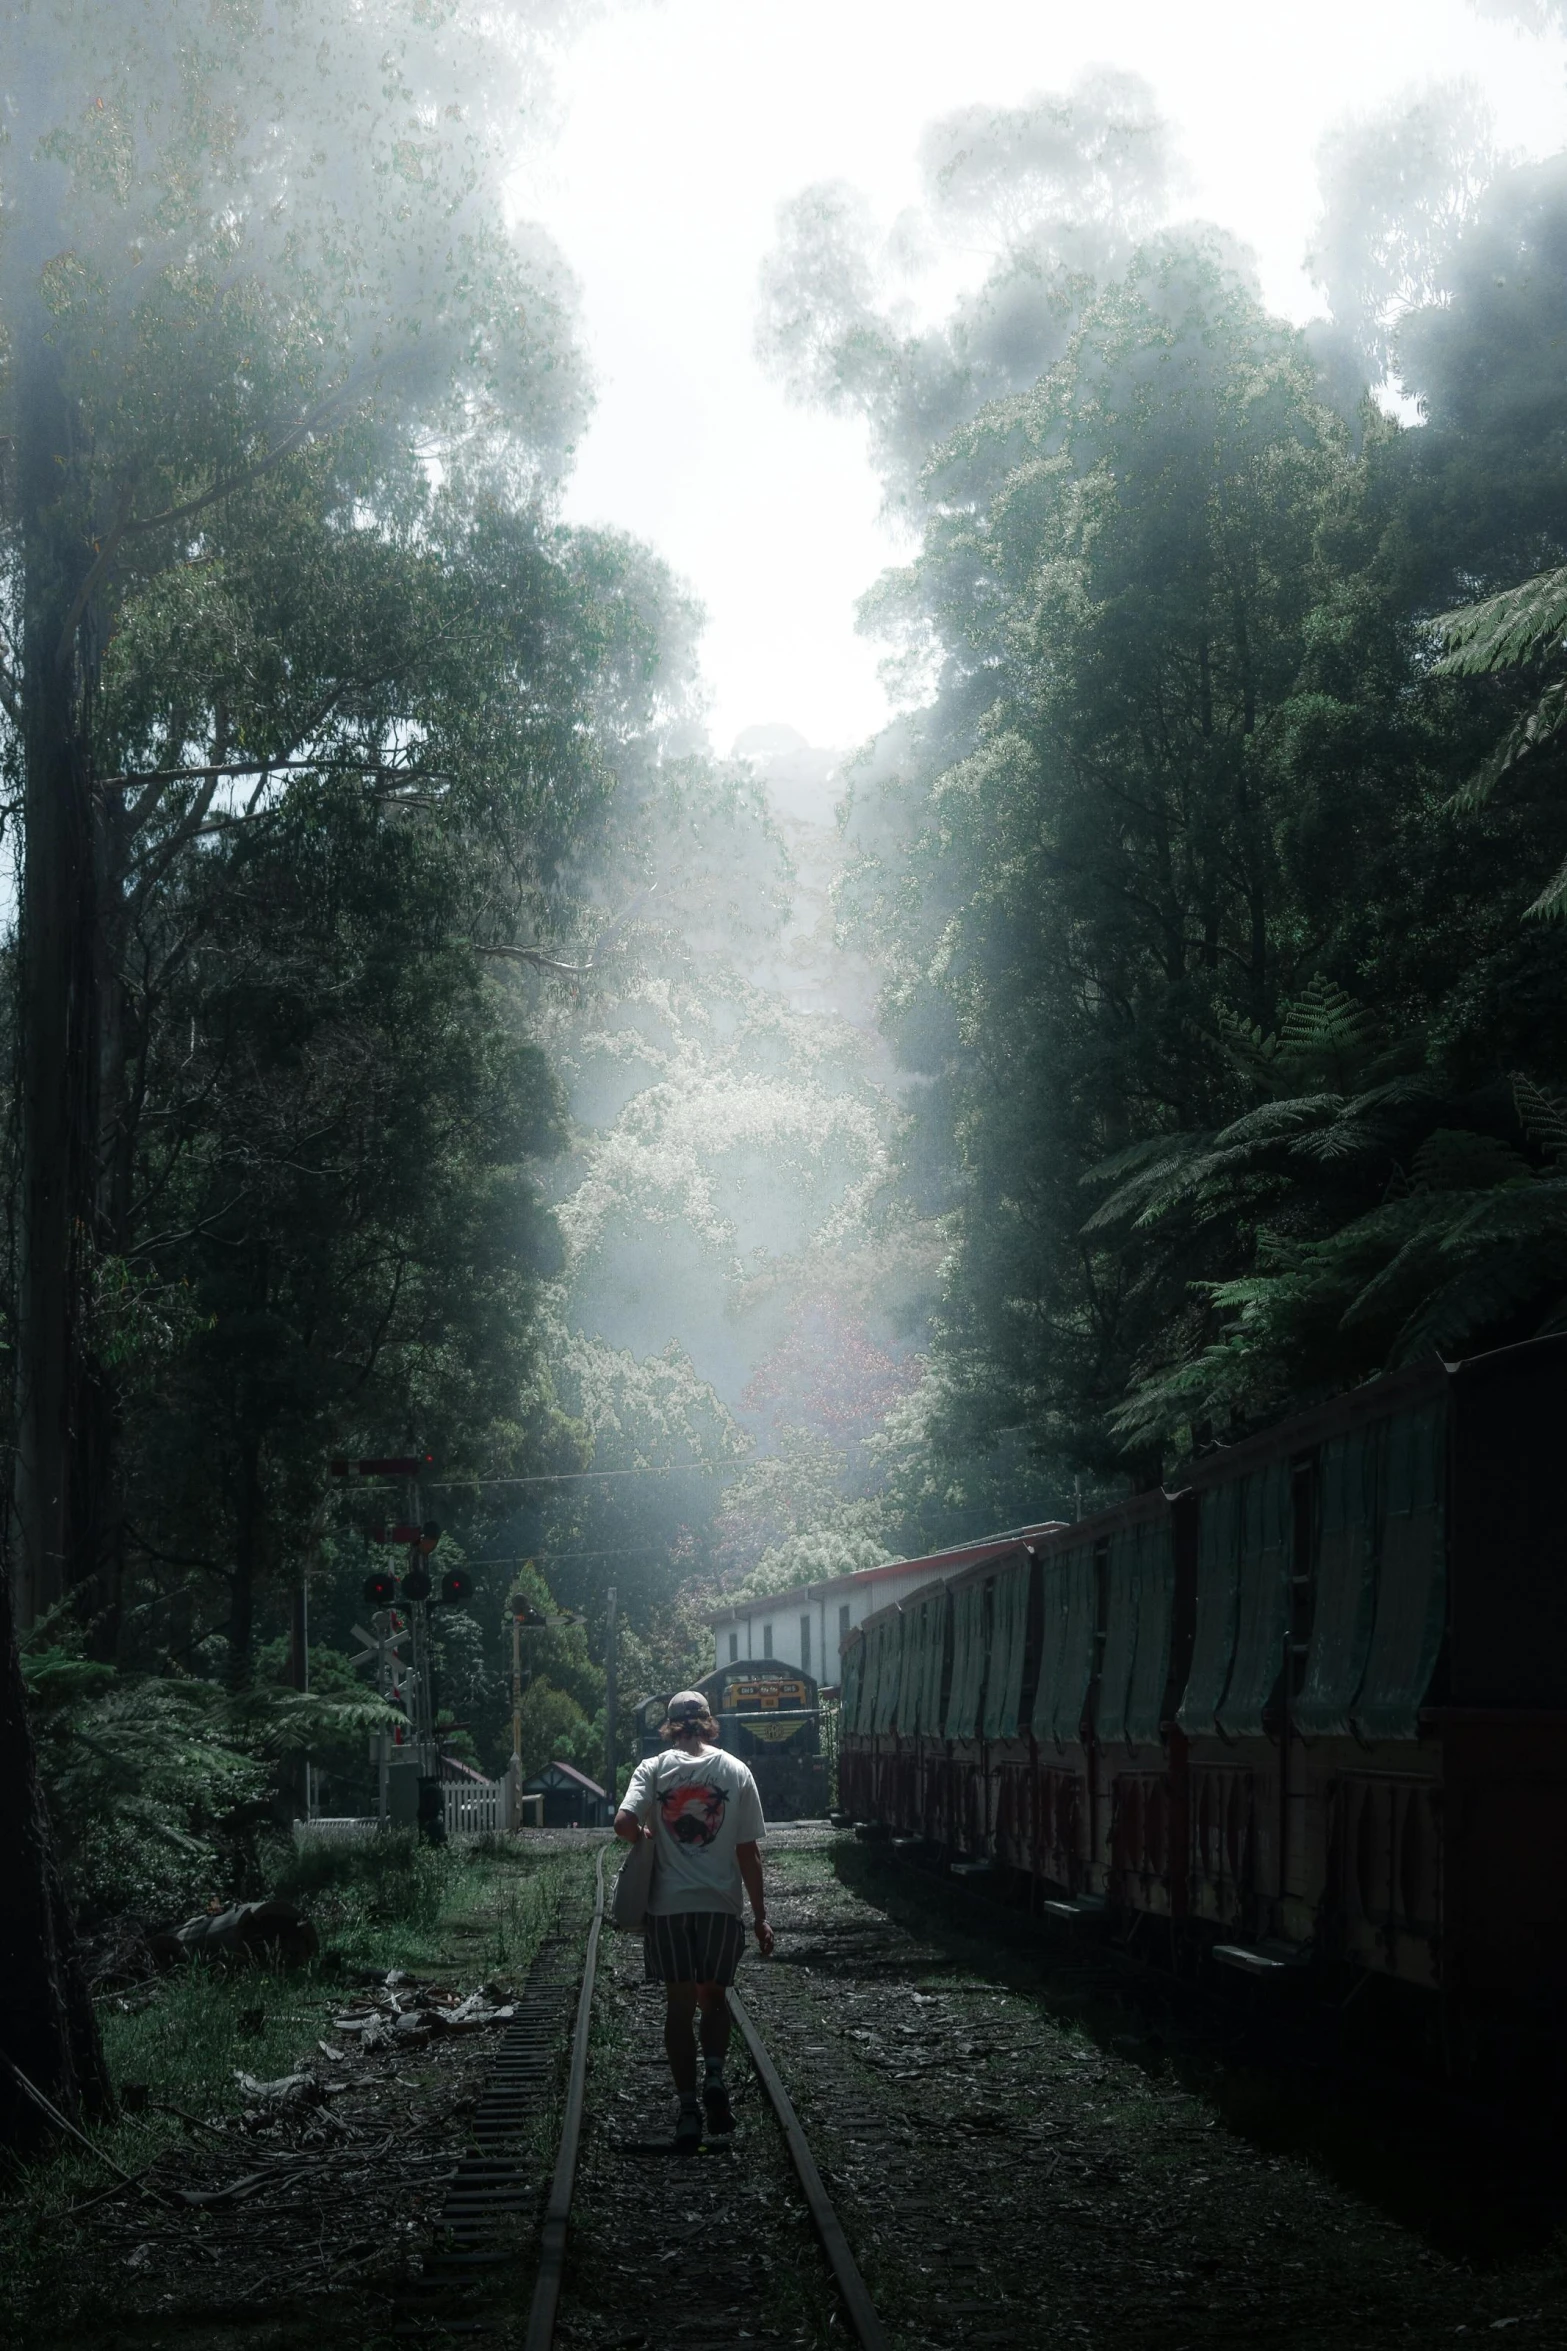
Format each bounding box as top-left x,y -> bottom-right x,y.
837,1331 -> 1567,2079
1092,1494 -> 1189,1923
939,1571 -> 984,1855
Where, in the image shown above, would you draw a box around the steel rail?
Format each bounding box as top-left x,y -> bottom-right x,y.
728,1988 -> 890,2351
523,1853 -> 884,2351
523,1844 -> 606,2351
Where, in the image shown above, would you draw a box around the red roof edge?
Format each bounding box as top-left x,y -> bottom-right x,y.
704,1523 -> 1068,1626
525,1759 -> 607,1799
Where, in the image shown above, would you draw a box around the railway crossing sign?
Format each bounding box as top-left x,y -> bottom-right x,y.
349,1620 -> 408,1668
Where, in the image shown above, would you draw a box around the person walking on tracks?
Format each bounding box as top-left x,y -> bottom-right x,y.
614,1689 -> 773,2151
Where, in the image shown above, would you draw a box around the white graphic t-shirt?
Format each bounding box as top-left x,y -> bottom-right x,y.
619,1746 -> 766,1916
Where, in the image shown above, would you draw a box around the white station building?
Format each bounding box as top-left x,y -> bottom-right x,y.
704,1525 -> 1066,1686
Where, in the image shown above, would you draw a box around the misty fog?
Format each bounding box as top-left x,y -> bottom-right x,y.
7,0 -> 1567,1868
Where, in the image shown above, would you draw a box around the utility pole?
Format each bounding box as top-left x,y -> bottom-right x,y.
408,1463 -> 437,1778
603,1582 -> 618,1810
511,1587 -> 524,1772
376,1613 -> 392,1828
289,1579 -> 315,1818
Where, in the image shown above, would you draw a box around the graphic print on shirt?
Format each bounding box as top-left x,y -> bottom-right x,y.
660,1779 -> 728,1847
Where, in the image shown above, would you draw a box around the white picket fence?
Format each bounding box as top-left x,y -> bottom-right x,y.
442,1778 -> 503,1838
293,1770 -> 516,1844
292,1815 -> 380,1844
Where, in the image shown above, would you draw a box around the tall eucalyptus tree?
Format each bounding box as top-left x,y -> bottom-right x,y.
1,0 -> 585,1630
0,0 -> 596,2149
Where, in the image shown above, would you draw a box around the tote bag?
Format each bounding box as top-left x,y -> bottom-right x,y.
611,1821 -> 657,1931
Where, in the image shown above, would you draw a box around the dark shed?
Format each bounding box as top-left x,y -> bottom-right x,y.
522,1759 -> 609,1827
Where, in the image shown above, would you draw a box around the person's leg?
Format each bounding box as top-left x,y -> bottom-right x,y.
696,1982 -> 731,2065
664,1982 -> 699,2095
696,1981 -> 735,2132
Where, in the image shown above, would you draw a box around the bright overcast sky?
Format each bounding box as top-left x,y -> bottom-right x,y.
522,0 -> 1567,756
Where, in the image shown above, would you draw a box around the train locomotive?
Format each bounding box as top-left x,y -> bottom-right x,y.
838,1332 -> 1567,2082
637,1662 -> 828,1820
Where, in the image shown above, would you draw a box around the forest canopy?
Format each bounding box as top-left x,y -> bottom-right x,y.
769,92 -> 1567,1484
7,0 -> 1567,2154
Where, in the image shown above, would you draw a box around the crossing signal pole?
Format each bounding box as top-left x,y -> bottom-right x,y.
335,1450 -> 461,1837
604,1582 -> 618,1811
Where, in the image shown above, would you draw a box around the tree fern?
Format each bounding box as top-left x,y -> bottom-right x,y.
1431,571 -> 1567,898
1431,566 -> 1567,677
24,1653 -> 401,1919
1512,1073 -> 1567,1159
1093,966 -> 1567,1451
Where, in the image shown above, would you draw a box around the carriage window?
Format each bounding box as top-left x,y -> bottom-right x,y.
800,1615 -> 811,1673
763,1623 -> 773,1657
728,1631 -> 738,1662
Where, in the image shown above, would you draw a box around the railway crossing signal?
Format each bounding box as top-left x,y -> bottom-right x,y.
369,1520 -> 442,1551
348,1614 -> 411,1824
335,1446 -> 444,1816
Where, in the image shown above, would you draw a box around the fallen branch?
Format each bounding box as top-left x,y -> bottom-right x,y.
0,2051 -> 145,2191
37,2162 -> 163,2226
148,2100 -> 231,2140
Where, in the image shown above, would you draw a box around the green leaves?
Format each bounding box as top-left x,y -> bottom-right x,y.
1431,568 -> 1567,913
1432,566 -> 1567,679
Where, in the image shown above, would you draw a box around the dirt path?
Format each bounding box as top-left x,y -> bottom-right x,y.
734,1835 -> 1567,2351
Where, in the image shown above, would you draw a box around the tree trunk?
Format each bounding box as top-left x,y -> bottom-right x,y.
230,1428 -> 262,1690
12,341 -> 111,1636
0,302 -> 116,2162
0,1537 -> 113,2150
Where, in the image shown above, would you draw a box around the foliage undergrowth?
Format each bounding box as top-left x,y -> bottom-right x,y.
0,1836 -> 593,2332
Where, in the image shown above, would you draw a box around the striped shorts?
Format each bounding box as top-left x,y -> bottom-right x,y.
642,1909 -> 747,1986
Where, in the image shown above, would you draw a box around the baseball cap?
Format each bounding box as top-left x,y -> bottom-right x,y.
666,1690 -> 709,1721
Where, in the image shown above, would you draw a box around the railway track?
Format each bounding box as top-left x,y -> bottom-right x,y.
424,1836 -> 889,2351
408,1823 -> 1567,2351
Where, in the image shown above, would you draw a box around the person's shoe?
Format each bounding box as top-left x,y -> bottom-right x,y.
703,2078 -> 735,2136
674,2099 -> 703,2154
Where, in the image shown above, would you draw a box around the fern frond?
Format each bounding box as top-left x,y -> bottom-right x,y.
1450,675 -> 1567,812
1526,844 -> 1567,922
1512,1073 -> 1567,1159
1436,1175 -> 1567,1244
1431,566 -> 1567,676
1080,1131 -> 1195,1190
1275,976 -> 1374,1061
1211,1097 -> 1342,1149
1391,1234 -> 1567,1362
1214,1003 -> 1280,1079
1411,1128 -> 1535,1192
1288,1118 -> 1386,1165
1081,1138 -> 1212,1232
1337,1206 -> 1454,1328
227,1686 -> 403,1756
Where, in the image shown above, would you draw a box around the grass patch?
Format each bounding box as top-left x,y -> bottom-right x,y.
0,1835 -> 595,2346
